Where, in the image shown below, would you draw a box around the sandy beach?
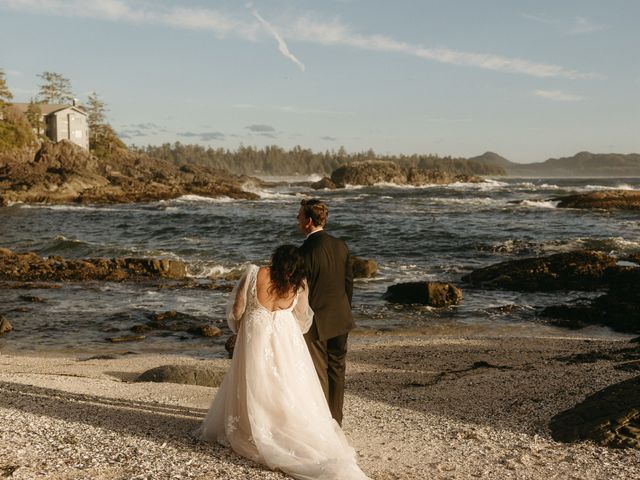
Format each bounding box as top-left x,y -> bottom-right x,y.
1,326 -> 639,480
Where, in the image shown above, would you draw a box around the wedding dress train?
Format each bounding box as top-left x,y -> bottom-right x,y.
196,265 -> 369,480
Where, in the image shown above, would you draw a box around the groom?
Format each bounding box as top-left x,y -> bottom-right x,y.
297,198 -> 355,426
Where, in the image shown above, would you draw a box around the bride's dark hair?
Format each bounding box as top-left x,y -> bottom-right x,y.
269,244 -> 307,298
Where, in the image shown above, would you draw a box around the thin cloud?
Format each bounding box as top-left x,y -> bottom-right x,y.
534,89 -> 584,102
321,136 -> 337,141
251,8 -> 305,71
0,0 -> 259,39
233,103 -> 352,115
522,13 -> 605,36
568,17 -> 605,35
246,124 -> 276,133
287,15 -> 594,79
0,1 -> 595,79
178,131 -> 225,141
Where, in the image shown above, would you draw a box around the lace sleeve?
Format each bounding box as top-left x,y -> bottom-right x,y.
292,279 -> 314,333
226,265 -> 255,333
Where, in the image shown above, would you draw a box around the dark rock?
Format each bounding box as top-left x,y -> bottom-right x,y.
135,364 -> 227,387
555,190 -> 640,211
18,294 -> 44,303
350,256 -> 378,278
189,324 -> 222,337
148,310 -> 204,332
310,177 -> 337,190
0,316 -> 12,335
550,375 -> 640,449
0,248 -> 187,282
384,281 -> 463,307
225,334 -> 237,359
542,265 -> 640,334
462,250 -> 616,291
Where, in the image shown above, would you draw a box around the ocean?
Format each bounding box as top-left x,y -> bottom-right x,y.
1,177 -> 639,357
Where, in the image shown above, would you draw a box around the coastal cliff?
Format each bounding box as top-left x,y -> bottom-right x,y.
0,140 -> 258,205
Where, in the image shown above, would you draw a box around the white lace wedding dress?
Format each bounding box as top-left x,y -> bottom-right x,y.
196,265 -> 369,480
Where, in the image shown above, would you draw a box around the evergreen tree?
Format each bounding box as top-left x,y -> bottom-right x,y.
25,98 -> 44,137
85,91 -> 108,150
0,68 -> 13,107
37,71 -> 74,104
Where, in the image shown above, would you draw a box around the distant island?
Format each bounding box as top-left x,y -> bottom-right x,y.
470,151 -> 640,178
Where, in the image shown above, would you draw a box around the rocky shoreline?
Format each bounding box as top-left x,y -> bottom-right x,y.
0,140 -> 259,206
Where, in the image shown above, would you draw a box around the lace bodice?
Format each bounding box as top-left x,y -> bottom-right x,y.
226,264 -> 313,334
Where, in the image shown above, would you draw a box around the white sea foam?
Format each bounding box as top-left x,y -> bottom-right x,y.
172,194 -> 235,203
580,183 -> 639,192
520,199 -> 560,209
187,262 -> 244,279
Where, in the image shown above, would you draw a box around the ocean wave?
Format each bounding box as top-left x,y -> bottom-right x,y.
186,261 -> 248,279
519,199 -> 560,209
580,183 -> 640,192
17,203 -> 126,212
170,194 -> 235,203
256,174 -> 323,183
442,179 -> 510,191
241,182 -> 304,200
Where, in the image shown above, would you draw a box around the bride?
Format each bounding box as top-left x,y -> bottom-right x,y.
195,245 -> 370,480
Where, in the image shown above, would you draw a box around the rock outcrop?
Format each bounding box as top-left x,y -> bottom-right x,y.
554,190 -> 640,211
550,375 -> 640,449
464,250 -> 640,334
542,266 -> 640,334
0,248 -> 187,282
462,250 -> 616,291
330,160 -> 482,188
350,256 -> 378,278
310,177 -> 337,190
384,281 -> 463,307
135,364 -> 227,387
0,316 -> 12,335
0,140 -> 258,205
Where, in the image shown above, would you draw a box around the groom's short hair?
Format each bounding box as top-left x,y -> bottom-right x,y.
300,199 -> 328,227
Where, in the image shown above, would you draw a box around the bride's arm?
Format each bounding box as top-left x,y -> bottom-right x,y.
292,279 -> 314,334
226,265 -> 253,333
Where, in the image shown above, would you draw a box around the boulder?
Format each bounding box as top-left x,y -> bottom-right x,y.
384,281 -> 463,307
190,324 -> 222,337
0,316 -> 12,335
462,250 -> 617,291
135,364 -> 227,387
550,375 -> 640,449
350,256 -> 378,278
555,190 -> 640,211
310,177 -> 337,190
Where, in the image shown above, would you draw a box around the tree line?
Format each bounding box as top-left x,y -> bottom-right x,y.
2,68 -> 504,176
135,143 -> 505,176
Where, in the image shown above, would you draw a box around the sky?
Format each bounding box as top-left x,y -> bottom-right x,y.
1,0 -> 639,163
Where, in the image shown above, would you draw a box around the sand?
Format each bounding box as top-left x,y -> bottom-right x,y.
1,326 -> 639,479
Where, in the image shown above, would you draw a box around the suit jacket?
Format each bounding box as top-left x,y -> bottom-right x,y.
300,230 -> 354,342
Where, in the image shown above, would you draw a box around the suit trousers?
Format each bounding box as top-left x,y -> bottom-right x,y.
305,332 -> 349,426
